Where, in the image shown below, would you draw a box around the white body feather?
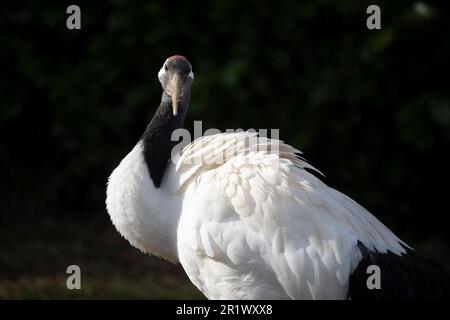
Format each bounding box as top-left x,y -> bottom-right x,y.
106,132 -> 406,299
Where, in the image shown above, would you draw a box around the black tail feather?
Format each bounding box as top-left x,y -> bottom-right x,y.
348,242 -> 450,299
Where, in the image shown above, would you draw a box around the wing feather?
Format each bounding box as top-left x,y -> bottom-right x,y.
176,132 -> 407,299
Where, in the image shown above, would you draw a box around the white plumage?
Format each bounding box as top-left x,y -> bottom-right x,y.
107,131 -> 406,299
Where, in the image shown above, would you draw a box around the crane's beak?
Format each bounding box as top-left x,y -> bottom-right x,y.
170,73 -> 183,116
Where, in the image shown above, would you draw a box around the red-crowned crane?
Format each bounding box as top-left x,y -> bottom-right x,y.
106,55 -> 450,299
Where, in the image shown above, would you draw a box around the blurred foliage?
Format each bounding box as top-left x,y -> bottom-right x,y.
0,218 -> 203,298
0,0 -> 449,261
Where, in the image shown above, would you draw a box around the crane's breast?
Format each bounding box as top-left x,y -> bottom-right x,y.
106,142 -> 179,262
106,142 -> 155,249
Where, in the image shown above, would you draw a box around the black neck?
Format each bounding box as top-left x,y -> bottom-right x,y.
141,91 -> 189,187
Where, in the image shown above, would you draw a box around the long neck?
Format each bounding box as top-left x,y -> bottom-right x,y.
141,91 -> 189,187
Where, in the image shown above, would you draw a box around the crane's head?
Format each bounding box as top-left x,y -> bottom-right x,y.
158,55 -> 194,116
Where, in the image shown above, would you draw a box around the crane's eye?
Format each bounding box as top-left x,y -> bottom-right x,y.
164,64 -> 168,71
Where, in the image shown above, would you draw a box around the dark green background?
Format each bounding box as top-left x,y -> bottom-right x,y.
1,1 -> 449,298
